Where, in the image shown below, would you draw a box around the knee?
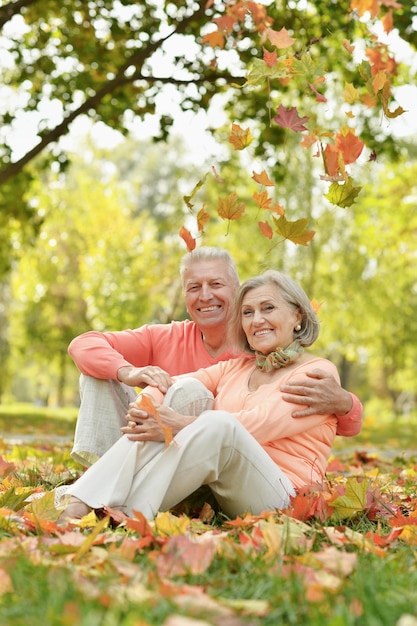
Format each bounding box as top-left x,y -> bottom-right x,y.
165,378 -> 214,415
196,411 -> 238,437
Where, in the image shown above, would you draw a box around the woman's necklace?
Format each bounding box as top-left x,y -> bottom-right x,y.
255,340 -> 304,373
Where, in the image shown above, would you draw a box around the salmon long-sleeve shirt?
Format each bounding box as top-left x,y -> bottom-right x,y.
68,321 -> 362,437
147,355 -> 341,491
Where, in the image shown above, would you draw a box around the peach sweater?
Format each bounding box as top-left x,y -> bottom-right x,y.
151,355 -> 341,491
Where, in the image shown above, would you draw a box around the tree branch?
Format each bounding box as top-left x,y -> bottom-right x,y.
0,0 -> 216,185
0,0 -> 39,29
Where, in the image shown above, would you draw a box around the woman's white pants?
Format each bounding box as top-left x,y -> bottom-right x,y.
67,379 -> 295,519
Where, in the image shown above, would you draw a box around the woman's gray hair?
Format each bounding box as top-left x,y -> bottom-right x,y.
180,246 -> 240,288
231,270 -> 320,353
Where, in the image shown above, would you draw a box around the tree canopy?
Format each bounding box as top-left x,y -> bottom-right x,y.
0,0 -> 415,274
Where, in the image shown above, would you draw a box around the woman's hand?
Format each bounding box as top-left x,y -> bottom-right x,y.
122,402 -> 195,441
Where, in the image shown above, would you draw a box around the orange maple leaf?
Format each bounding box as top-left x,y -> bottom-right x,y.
382,9 -> 394,33
197,205 -> 210,232
201,30 -> 225,49
135,394 -> 173,447
213,14 -> 236,33
252,169 -> 274,186
266,27 -> 296,49
350,0 -> 379,18
323,144 -> 342,177
179,226 -> 196,252
253,190 -> 272,210
218,192 -> 246,221
300,132 -> 318,149
335,128 -> 364,165
263,47 -> 277,68
258,221 -> 273,239
228,123 -> 253,150
343,39 -> 355,55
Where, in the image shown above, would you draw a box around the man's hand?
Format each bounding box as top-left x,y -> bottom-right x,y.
117,365 -> 173,393
281,369 -> 353,417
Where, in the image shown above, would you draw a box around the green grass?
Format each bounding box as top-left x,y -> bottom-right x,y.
0,405 -> 416,625
0,403 -> 77,437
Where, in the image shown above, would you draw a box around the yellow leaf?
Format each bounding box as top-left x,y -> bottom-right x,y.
329,477 -> 369,520
342,82 -> 360,105
73,515 -> 109,562
228,123 -> 253,150
217,193 -> 246,221
153,511 -> 190,537
272,215 -> 315,246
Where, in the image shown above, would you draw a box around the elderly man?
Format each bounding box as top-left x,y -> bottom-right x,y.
68,247 -> 362,467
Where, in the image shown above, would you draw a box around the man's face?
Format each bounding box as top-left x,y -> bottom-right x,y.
183,259 -> 238,329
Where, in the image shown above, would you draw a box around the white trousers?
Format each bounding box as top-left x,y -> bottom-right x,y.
71,375 -> 138,466
67,379 -> 295,519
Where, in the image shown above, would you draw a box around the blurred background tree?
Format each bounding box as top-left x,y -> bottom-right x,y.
0,0 -> 415,416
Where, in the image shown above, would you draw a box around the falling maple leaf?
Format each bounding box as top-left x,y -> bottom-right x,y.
325,178 -> 362,208
381,9 -> 394,34
217,193 -> 246,230
228,122 -> 253,150
266,27 -> 296,49
350,0 -> 380,18
179,226 -> 196,252
335,127 -> 365,164
273,105 -> 309,132
309,82 -> 327,102
201,30 -> 225,49
258,221 -> 273,239
381,80 -> 405,118
272,215 -> 315,246
183,175 -> 207,210
252,169 -> 274,186
197,205 -> 210,232
343,39 -> 355,54
342,82 -> 360,105
253,190 -> 273,210
263,47 -> 277,68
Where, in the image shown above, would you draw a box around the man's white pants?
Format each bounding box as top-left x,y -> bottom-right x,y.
71,375 -> 143,466
67,378 -> 295,519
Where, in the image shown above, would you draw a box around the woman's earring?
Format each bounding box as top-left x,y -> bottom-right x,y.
294,323 -> 301,331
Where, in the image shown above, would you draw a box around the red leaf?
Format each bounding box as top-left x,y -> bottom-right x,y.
263,47 -> 277,68
273,105 -> 309,132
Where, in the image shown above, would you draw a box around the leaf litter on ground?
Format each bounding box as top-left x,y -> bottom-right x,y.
0,420 -> 416,625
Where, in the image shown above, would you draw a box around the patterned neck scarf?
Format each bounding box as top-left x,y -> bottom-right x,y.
255,340 -> 304,372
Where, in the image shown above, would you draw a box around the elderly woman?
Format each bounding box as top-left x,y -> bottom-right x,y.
59,270 -> 346,522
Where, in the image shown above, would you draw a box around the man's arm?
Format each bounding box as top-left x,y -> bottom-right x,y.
280,369 -> 363,436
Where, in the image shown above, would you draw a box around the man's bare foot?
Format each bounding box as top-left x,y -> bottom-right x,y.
58,496 -> 91,523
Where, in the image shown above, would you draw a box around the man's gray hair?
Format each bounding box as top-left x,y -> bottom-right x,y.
180,247 -> 240,288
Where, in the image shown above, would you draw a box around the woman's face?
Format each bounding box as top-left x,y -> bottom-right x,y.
241,283 -> 301,354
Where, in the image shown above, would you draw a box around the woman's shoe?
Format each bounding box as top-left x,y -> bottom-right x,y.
58,496 -> 91,523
